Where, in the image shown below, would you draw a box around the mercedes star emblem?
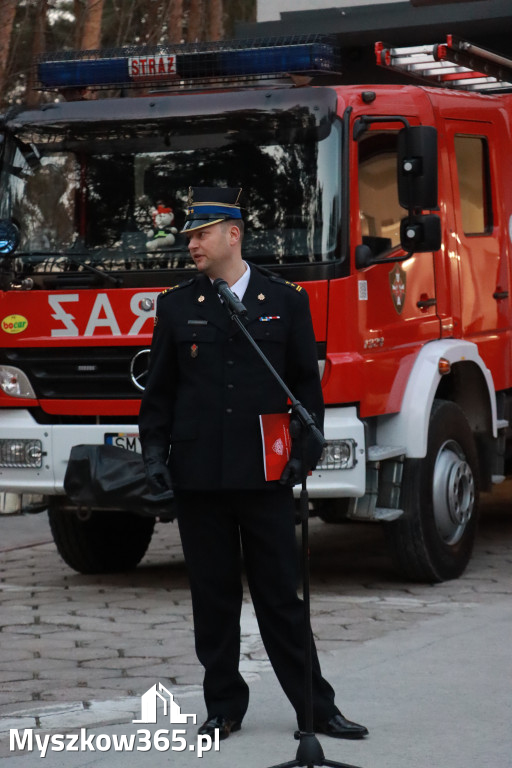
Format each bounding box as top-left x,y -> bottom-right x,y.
130,348 -> 151,391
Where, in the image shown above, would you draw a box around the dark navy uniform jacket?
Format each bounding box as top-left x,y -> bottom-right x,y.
138,263 -> 324,490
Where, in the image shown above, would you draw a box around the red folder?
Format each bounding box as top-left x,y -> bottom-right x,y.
259,412 -> 292,481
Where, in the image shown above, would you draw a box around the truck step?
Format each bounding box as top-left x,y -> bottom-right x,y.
367,445 -> 405,461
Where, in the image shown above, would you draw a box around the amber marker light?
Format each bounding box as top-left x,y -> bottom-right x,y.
438,358 -> 451,375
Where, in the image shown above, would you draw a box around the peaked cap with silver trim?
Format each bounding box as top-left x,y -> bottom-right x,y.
181,186 -> 243,233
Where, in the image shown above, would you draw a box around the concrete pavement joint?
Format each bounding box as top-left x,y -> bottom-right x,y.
1,505 -> 511,764
0,684 -> 204,738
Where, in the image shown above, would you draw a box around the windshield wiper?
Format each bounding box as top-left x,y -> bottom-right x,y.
65,254 -> 123,286
17,251 -> 123,286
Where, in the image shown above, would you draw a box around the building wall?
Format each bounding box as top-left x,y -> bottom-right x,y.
257,0 -> 404,23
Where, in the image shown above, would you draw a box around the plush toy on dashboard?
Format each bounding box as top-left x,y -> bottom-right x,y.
146,204 -> 178,251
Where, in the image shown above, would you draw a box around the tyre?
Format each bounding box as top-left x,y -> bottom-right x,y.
384,399 -> 480,582
48,503 -> 155,574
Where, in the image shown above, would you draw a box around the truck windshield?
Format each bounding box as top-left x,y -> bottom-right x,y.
0,112 -> 341,277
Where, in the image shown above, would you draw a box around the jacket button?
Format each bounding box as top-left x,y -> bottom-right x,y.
227,360 -> 234,366
226,408 -> 233,414
227,383 -> 234,389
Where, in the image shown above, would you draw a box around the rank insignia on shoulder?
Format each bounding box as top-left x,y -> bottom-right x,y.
160,278 -> 194,297
160,285 -> 179,296
270,275 -> 303,292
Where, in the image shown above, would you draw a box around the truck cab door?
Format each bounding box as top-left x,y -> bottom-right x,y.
354,126 -> 440,417
444,119 -> 510,386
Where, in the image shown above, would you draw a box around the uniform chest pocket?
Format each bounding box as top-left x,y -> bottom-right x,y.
176,325 -> 217,344
250,323 -> 286,344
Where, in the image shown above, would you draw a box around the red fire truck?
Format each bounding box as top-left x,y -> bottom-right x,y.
1,35 -> 511,581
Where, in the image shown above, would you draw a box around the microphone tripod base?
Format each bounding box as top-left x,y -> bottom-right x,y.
266,730 -> 362,768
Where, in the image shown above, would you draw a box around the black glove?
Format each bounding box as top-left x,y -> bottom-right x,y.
279,457 -> 304,487
279,414 -> 326,487
143,450 -> 173,498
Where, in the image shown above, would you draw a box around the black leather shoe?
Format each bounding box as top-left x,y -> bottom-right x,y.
314,713 -> 369,739
198,716 -> 242,741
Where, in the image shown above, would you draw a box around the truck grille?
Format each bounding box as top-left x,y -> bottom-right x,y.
1,347 -> 148,399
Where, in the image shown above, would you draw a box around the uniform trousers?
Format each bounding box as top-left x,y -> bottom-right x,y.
174,486 -> 340,728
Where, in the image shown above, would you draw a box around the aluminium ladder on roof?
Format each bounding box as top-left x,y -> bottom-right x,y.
375,34 -> 512,92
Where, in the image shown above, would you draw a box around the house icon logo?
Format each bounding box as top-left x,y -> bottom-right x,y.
132,682 -> 197,725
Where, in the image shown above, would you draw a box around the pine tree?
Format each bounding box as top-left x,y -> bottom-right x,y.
187,0 -> 204,43
168,0 -> 184,44
0,0 -> 256,108
80,0 -> 105,49
25,0 -> 48,105
0,0 -> 18,100
208,0 -> 223,41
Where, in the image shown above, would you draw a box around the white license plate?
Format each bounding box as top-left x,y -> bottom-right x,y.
104,432 -> 141,452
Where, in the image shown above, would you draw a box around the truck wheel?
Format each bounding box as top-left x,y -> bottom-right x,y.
384,399 -> 479,582
48,504 -> 155,574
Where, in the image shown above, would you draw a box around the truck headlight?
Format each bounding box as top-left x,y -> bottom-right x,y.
0,366 -> 36,398
317,439 -> 357,470
0,439 -> 43,468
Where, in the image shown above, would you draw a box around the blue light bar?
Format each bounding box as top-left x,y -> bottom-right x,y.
39,57 -> 130,88
37,37 -> 340,90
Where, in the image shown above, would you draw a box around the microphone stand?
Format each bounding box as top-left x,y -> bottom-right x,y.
217,293 -> 362,768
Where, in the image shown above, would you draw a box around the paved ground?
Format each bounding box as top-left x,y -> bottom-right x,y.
0,483 -> 511,766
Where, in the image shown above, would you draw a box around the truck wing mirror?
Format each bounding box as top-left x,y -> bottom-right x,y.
0,220 -> 20,257
400,214 -> 441,253
355,213 -> 441,269
397,125 -> 438,211
397,125 -> 440,255
355,120 -> 441,268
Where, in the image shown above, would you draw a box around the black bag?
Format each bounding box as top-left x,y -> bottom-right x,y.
63,444 -> 174,519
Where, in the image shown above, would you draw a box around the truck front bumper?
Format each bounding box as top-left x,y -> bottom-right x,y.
0,409 -> 137,496
0,405 -> 367,500
306,406 -> 366,498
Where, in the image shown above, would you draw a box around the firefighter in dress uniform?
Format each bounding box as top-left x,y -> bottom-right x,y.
138,187 -> 368,741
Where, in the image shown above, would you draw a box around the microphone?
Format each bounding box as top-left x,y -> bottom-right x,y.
213,278 -> 247,317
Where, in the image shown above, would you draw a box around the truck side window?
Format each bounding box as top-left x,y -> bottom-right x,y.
454,135 -> 492,235
358,131 -> 402,257
10,153 -> 77,251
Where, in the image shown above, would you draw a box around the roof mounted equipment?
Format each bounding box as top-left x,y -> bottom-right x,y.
37,36 -> 341,93
376,35 -> 512,92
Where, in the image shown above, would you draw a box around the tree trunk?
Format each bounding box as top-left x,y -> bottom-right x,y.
26,0 -> 48,107
138,0 -> 156,46
74,0 -> 83,48
168,0 -> 184,44
113,1 -> 136,48
0,0 -> 17,99
207,0 -> 223,41
186,0 -> 204,43
80,0 -> 105,50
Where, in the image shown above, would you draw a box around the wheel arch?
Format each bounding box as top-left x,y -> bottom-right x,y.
377,339 -> 497,459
